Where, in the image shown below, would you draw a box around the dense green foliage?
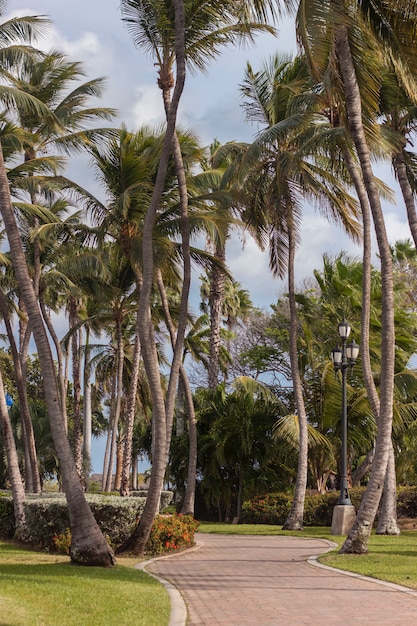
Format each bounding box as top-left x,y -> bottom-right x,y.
0,491 -> 172,548
241,487 -> 417,526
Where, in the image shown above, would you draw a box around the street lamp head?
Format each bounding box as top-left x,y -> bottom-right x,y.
331,345 -> 343,369
346,340 -> 360,364
338,319 -> 351,339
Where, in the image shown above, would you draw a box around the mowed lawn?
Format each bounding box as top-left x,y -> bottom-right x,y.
0,542 -> 170,626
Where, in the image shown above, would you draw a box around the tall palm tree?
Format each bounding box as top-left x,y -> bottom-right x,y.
273,0 -> 417,551
0,6 -> 114,565
119,0 -> 279,553
236,53 -> 360,529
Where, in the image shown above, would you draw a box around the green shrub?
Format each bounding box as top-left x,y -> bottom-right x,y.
146,515 -> 200,555
23,494 -> 148,549
397,486 -> 417,518
241,493 -> 291,524
242,488 -> 366,526
0,493 -> 14,539
1,490 -> 174,548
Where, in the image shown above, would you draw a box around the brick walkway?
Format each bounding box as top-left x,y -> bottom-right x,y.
146,533 -> 417,625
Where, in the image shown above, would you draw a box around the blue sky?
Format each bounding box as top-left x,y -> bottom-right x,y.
10,2 -> 413,472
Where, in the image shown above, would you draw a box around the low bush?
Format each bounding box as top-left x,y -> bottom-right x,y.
242,488 -> 366,526
0,490 -> 173,549
241,493 -> 292,525
0,493 -> 14,539
397,487 -> 417,518
51,514 -> 199,557
146,514 -> 200,555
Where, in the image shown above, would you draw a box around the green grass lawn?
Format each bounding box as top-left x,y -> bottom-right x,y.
0,542 -> 170,626
199,523 -> 417,590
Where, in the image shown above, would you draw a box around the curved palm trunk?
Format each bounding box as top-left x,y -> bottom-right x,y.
156,270 -> 197,515
344,146 -> 399,534
0,288 -> 41,493
179,369 -> 197,515
163,131 -> 192,457
105,319 -> 124,492
39,295 -> 68,430
208,241 -> 226,389
335,15 -> 395,555
282,221 -> 308,530
0,369 -> 26,535
120,0 -> 187,556
393,151 -> 417,248
69,297 -> 83,480
102,377 -> 116,491
0,144 -> 113,566
120,305 -> 142,496
83,329 -> 92,486
351,446 -> 374,486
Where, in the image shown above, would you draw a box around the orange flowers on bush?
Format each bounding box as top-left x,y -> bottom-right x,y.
146,514 -> 199,555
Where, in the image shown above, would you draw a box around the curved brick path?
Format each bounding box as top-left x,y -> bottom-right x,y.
146,533 -> 417,626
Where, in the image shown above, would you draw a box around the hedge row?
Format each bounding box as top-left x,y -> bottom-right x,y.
242,486 -> 417,526
0,490 -> 173,549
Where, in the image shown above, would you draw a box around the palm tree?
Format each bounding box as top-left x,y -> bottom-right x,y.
275,0 -> 417,553
197,376 -> 285,522
235,52 -> 360,529
0,7 -> 114,565
119,0 -> 279,553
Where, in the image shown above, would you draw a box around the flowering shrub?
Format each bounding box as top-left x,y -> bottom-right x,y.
242,493 -> 291,525
146,515 -> 200,555
52,528 -> 71,554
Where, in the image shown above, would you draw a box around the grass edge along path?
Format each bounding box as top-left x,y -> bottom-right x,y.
199,523 -> 417,591
0,541 -> 170,626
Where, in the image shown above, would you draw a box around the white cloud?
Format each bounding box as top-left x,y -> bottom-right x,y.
129,85 -> 165,129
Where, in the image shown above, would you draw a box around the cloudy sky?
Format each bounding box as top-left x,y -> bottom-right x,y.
9,2 -> 413,470
11,1 -> 412,306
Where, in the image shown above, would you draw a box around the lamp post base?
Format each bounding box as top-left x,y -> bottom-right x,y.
331,504 -> 356,535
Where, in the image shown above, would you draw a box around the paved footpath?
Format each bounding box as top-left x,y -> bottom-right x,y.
145,533 -> 417,626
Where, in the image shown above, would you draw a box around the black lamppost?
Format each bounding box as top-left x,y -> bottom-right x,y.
331,320 -> 359,506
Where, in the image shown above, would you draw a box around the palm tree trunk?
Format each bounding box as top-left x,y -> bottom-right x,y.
69,297 -> 83,480
393,151 -> 417,248
282,220 -> 308,530
120,0 -> 186,556
179,371 -> 197,515
335,14 -> 395,554
120,286 -> 142,496
163,130 -> 192,455
208,241 -> 226,389
83,329 -> 92,487
0,144 -> 114,566
105,325 -> 124,492
156,270 -> 197,515
377,442 -> 400,534
344,145 -> 399,533
0,288 -> 41,493
39,295 -> 68,430
351,446 -> 375,486
114,435 -> 124,491
0,369 -> 26,536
